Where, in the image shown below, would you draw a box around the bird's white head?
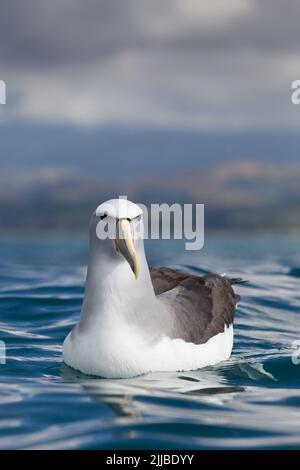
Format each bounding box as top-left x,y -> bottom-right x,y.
89,198 -> 144,280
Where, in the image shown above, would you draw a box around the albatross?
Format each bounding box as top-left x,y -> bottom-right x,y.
63,199 -> 240,378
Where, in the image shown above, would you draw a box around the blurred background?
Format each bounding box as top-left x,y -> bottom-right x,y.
0,0 -> 300,235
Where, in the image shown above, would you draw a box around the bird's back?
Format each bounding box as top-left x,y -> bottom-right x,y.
150,267 -> 240,345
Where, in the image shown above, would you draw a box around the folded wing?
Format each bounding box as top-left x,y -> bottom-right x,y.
150,267 -> 240,344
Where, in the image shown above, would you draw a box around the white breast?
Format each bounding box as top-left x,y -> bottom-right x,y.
63,323 -> 233,378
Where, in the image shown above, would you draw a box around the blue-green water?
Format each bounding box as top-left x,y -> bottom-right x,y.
0,235 -> 299,449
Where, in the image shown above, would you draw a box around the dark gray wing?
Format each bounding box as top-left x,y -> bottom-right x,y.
150,267 -> 240,345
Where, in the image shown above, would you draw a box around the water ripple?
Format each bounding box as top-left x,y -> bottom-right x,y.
0,236 -> 299,449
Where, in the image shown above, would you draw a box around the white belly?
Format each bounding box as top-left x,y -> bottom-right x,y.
63,324 -> 234,379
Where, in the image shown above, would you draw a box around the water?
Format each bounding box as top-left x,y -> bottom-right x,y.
0,235 -> 299,450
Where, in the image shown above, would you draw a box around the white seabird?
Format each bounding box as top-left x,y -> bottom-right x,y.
63,199 -> 240,378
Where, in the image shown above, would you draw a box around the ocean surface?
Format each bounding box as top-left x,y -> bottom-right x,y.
0,235 -> 299,450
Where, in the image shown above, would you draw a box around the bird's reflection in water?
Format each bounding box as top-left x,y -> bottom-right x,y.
60,362 -> 245,419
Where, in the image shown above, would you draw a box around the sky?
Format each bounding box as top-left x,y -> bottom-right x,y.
0,0 -> 300,131
0,1 -> 300,233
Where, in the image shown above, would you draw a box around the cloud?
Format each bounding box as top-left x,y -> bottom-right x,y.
0,0 -> 299,129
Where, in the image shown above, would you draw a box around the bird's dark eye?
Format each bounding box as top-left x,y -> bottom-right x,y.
100,213 -> 108,220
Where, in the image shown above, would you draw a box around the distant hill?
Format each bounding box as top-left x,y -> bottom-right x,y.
1,124 -> 300,180
1,161 -> 300,233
